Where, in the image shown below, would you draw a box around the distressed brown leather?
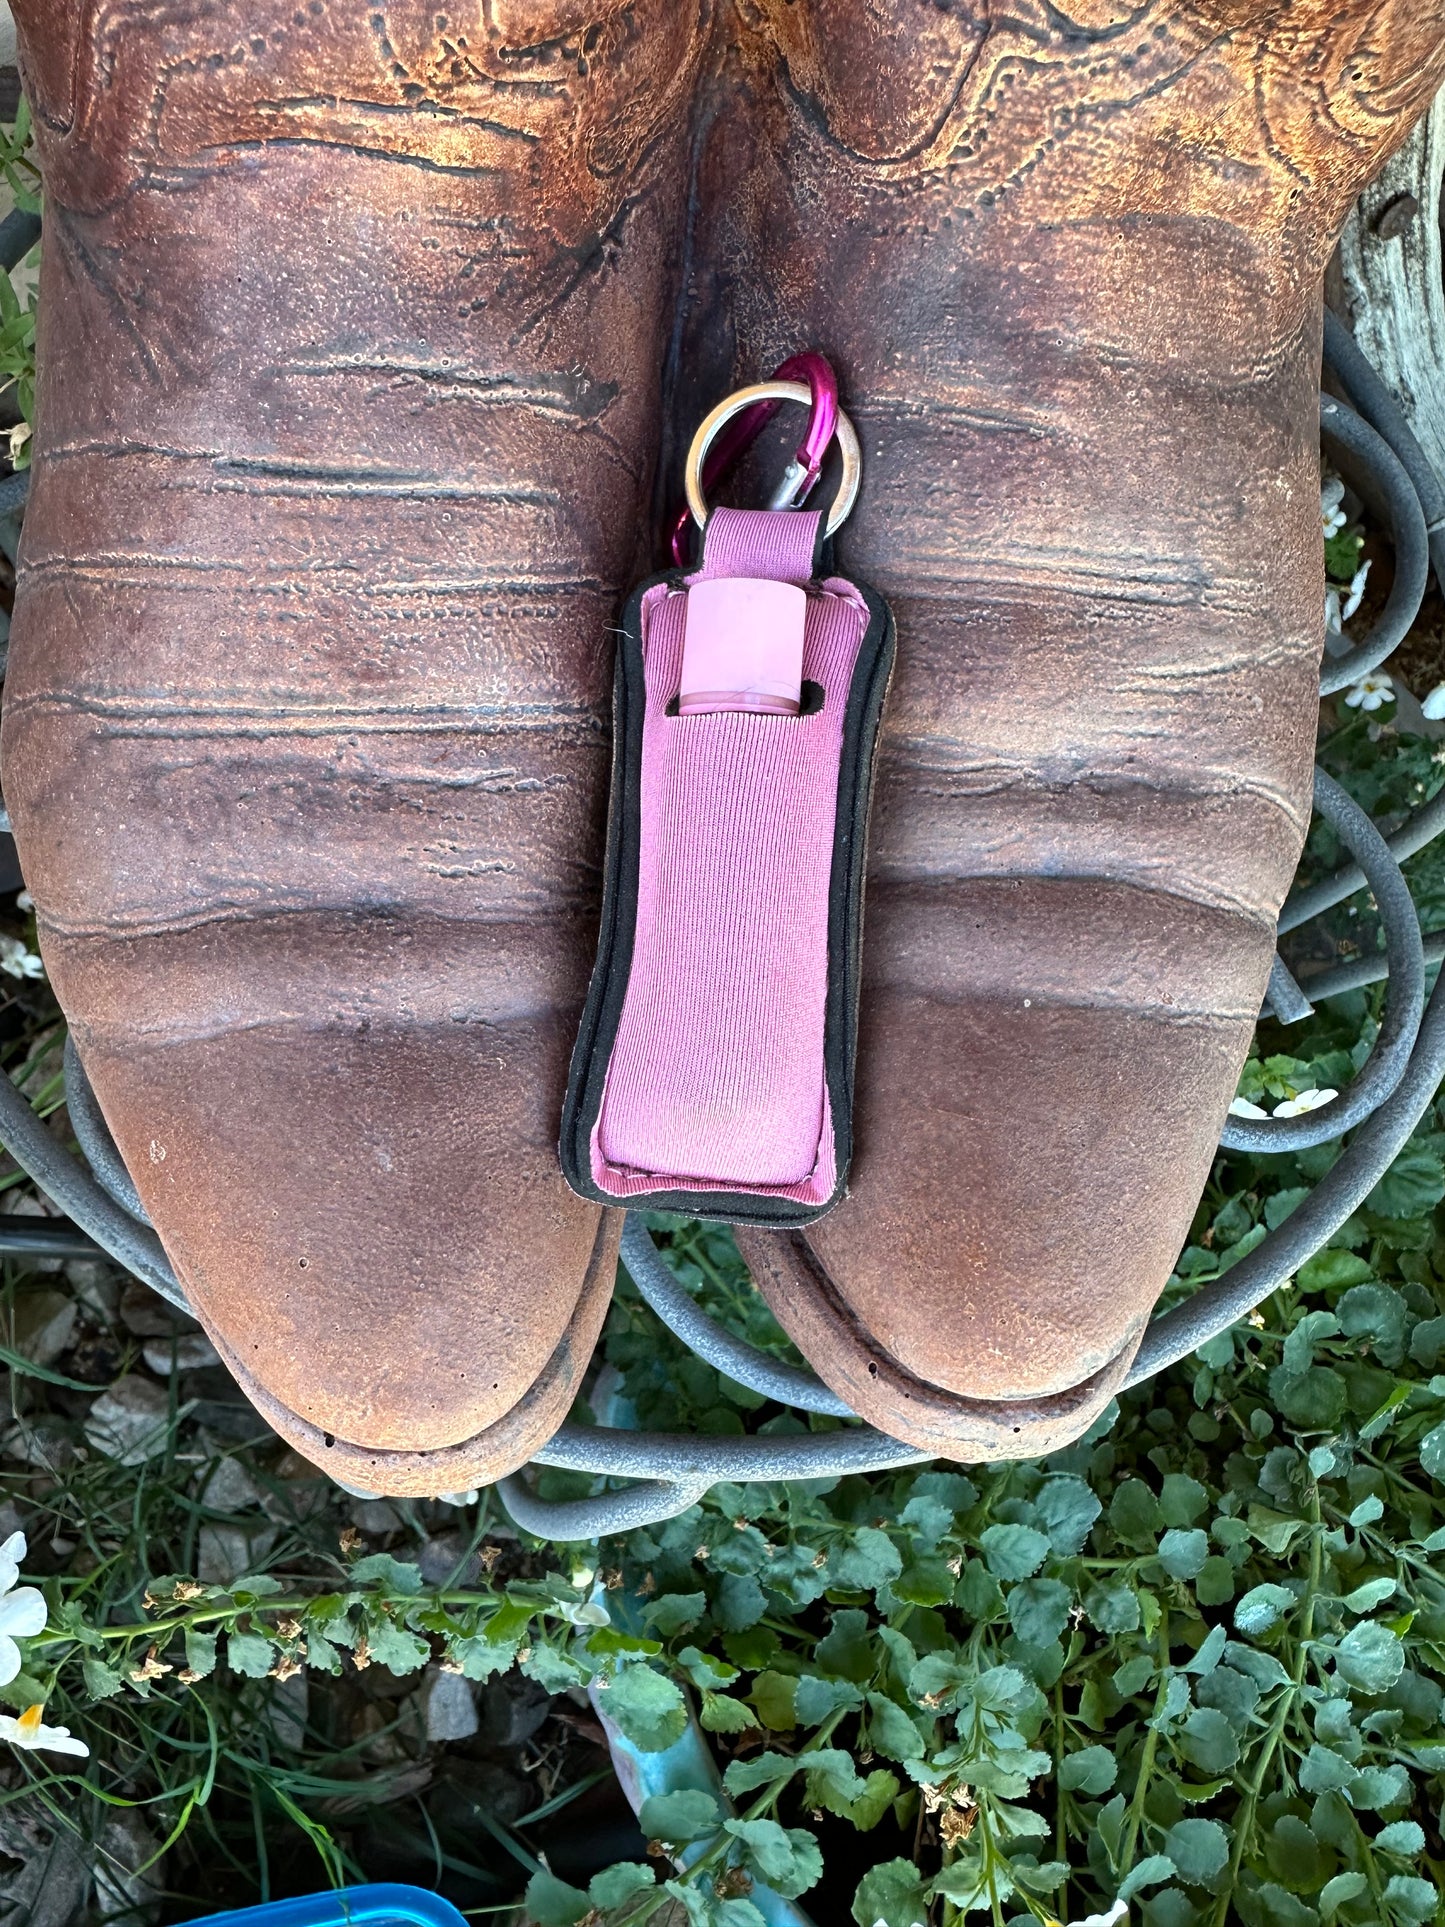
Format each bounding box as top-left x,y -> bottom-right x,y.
700,1 -> 1445,1452
3,0 -> 711,1492
6,2 -> 1445,1482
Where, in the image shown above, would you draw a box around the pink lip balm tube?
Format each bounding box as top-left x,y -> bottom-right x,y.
676,575 -> 806,716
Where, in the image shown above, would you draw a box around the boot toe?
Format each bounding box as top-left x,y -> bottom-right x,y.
56,915 -> 614,1491
745,878 -> 1273,1455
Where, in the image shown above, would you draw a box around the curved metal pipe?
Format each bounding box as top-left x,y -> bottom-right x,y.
1131,944 -> 1445,1382
1220,769 -> 1424,1152
531,1415 -> 928,1483
1316,394 -> 1430,696
63,1035 -> 151,1224
620,1217 -> 854,1417
1280,784 -> 1445,936
0,1054 -> 185,1309
497,1472 -> 713,1539
1324,305 -> 1445,593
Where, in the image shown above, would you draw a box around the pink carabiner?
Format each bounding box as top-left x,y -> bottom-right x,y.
668,351 -> 840,568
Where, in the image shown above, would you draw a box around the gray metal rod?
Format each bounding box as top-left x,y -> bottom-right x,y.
1131,955 -> 1445,1383
1299,931 -> 1445,1004
1263,952 -> 1315,1025
620,1217 -> 854,1417
1220,768 -> 1425,1152
497,1472 -> 713,1539
531,1421 -> 929,1482
1280,786 -> 1445,936
1316,395 -> 1429,696
0,1215 -> 104,1258
0,1057 -> 185,1309
63,1036 -> 151,1224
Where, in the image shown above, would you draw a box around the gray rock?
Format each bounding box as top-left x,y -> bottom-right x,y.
421,1666 -> 479,1743
11,1289 -> 76,1368
267,1672 -> 310,1752
142,1332 -> 220,1375
434,1757 -> 533,1831
417,1533 -> 481,1588
259,1453 -> 332,1524
196,1454 -> 263,1514
196,1521 -> 278,1586
64,1259 -> 120,1323
93,1810 -> 165,1924
348,1496 -> 405,1536
2,1419 -> 79,1470
480,1672 -> 553,1748
119,1279 -> 200,1339
84,1375 -> 172,1465
0,1805 -> 90,1927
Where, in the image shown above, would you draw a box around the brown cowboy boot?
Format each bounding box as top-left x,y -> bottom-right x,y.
3,1 -> 712,1493
701,0 -> 1445,1455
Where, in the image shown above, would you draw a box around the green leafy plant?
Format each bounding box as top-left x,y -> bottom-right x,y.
0,98 -> 39,454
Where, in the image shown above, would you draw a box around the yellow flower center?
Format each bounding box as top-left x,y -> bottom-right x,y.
16,1704 -> 43,1738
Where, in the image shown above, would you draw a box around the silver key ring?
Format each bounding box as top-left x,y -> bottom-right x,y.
684,379 -> 863,536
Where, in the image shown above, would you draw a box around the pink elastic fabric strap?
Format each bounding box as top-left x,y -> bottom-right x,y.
590,507 -> 871,1203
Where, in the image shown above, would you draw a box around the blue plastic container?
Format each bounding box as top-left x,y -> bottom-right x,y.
181,1884 -> 469,1927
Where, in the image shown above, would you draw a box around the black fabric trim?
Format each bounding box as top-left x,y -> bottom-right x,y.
559,567 -> 895,1227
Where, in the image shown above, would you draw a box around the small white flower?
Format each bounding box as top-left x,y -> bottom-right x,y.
0,1530 -> 23,1594
0,1590 -> 45,1683
0,1535 -> 46,1687
1340,560 -> 1370,623
434,1489 -> 478,1507
1422,684 -> 1445,722
0,1703 -> 89,1759
14,890 -> 32,913
1228,1097 -> 1269,1120
1321,475 -> 1346,539
1273,1087 -> 1338,1118
0,935 -> 43,980
1326,561 -> 1371,636
1344,669 -> 1392,711
1070,1904 -> 1128,1927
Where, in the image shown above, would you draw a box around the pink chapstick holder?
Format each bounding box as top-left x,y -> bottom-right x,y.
561,504 -> 894,1225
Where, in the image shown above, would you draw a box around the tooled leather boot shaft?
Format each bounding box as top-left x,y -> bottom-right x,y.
681,0 -> 1445,1440
0,0 -> 713,1485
